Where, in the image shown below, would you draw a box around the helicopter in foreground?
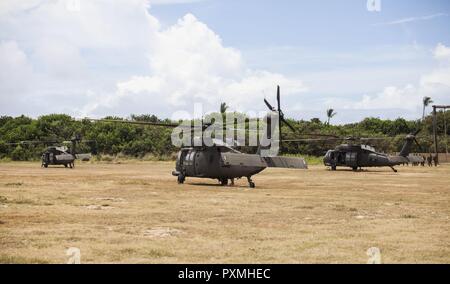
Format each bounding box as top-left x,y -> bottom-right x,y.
95,86 -> 314,188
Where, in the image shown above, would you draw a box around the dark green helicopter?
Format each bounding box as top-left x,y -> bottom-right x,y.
94,86 -> 317,188
288,129 -> 423,172
6,134 -> 96,168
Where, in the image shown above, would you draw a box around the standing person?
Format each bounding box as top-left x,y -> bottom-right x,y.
427,154 -> 433,167
433,155 -> 439,167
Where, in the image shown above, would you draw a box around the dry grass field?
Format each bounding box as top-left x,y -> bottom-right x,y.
0,161 -> 449,264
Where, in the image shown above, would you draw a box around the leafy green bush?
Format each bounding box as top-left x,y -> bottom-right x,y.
0,111 -> 448,161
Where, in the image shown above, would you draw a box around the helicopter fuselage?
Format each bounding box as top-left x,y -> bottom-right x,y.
323,146 -> 396,170
172,147 -> 265,182
41,146 -> 75,168
323,142 -> 422,172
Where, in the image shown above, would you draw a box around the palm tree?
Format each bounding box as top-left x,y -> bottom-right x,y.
326,108 -> 337,125
220,102 -> 229,114
422,97 -> 433,120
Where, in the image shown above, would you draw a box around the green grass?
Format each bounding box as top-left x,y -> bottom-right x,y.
1,196 -> 53,206
4,182 -> 23,187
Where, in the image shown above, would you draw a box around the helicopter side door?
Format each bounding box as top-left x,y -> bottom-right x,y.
336,151 -> 346,165
345,152 -> 358,167
179,149 -> 196,176
176,149 -> 189,172
193,148 -> 222,178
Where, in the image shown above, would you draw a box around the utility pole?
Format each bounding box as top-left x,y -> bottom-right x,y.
432,105 -> 450,164
433,106 -> 438,159
445,107 -> 448,162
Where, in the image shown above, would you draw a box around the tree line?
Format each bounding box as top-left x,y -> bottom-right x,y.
0,111 -> 449,161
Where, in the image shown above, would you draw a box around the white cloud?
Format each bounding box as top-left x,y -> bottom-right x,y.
374,13 -> 447,26
0,0 -> 305,118
0,0 -> 42,16
0,0 -> 160,116
0,40 -> 34,95
350,43 -> 450,113
433,43 -> 450,60
353,85 -> 419,110
149,0 -> 205,5
85,12 -> 306,116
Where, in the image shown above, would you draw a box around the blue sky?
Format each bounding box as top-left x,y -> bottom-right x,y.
151,0 -> 449,48
0,0 -> 449,123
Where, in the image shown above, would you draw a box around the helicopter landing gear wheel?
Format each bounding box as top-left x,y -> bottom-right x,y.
331,165 -> 337,171
352,166 -> 358,171
69,163 -> 73,169
247,176 -> 255,188
64,164 -> 68,168
220,178 -> 228,186
43,164 -> 48,168
177,174 -> 185,184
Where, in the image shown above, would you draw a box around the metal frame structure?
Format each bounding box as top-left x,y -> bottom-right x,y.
432,105 -> 450,163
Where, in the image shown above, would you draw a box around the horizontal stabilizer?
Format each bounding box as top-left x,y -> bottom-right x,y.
221,153 -> 308,169
263,156 -> 308,169
406,155 -> 424,163
75,153 -> 92,161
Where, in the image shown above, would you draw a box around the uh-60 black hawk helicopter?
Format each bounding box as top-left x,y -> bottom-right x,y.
6,134 -> 96,168
94,86 -> 325,188
288,129 -> 424,172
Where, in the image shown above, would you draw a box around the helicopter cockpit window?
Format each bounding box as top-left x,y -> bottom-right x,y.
361,145 -> 375,152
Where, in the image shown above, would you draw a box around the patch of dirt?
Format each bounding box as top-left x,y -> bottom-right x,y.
84,205 -> 114,210
143,227 -> 184,238
92,197 -> 125,202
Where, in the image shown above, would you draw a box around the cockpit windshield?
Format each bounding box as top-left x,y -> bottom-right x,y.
361,145 -> 376,152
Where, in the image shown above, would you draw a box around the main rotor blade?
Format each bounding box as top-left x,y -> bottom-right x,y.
298,133 -> 340,138
89,118 -> 201,129
195,125 -> 259,133
413,138 -> 421,150
283,138 -> 342,142
283,138 -> 339,142
264,99 -> 275,111
284,135 -> 392,142
277,85 -> 281,111
281,117 -> 296,132
359,137 -> 392,141
6,140 -> 59,145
